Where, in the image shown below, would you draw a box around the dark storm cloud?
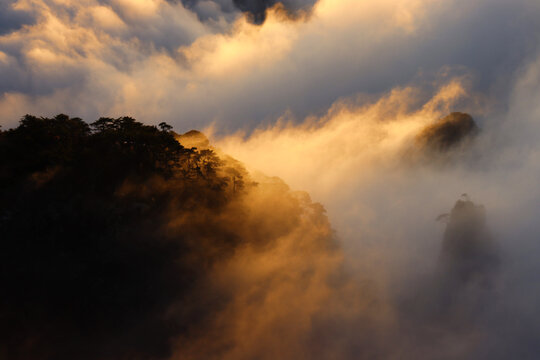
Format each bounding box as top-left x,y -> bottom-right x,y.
0,1 -> 36,35
231,0 -> 316,23
174,0 -> 238,21
176,0 -> 317,23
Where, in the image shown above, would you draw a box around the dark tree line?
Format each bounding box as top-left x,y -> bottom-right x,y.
0,114 -> 246,360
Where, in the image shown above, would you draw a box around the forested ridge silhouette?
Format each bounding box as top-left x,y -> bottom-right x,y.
0,114 -> 252,359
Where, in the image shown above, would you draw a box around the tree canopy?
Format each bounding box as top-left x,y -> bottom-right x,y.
0,114 -> 246,360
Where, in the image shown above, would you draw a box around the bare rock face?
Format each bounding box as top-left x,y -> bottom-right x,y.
404,112 -> 479,165
416,112 -> 479,152
440,198 -> 499,285
397,198 -> 502,355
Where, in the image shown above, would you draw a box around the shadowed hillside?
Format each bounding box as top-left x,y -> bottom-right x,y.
0,114 -> 505,360
0,115 -> 240,359
0,114 -> 341,360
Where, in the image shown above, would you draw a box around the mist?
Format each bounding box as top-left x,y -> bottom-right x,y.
2,0 -> 540,358
209,52 -> 540,358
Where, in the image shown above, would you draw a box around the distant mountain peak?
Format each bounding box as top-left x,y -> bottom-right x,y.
177,130 -> 210,150
416,112 -> 479,152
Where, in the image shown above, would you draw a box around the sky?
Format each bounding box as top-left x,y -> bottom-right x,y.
1,0 -> 539,131
3,0 -> 540,358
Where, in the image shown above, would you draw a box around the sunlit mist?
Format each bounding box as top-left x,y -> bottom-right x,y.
2,0 -> 540,359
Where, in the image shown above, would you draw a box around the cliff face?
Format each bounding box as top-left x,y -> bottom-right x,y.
440,199 -> 499,285
416,112 -> 479,152
403,112 -> 480,166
